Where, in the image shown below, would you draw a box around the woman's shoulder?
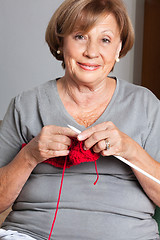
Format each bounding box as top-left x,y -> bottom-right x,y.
8,79 -> 59,122
14,79 -> 57,107
118,78 -> 159,104
117,79 -> 160,124
16,79 -> 57,100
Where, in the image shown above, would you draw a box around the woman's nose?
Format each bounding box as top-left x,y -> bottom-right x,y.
83,41 -> 99,58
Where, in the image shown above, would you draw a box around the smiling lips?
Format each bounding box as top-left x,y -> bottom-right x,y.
77,62 -> 101,71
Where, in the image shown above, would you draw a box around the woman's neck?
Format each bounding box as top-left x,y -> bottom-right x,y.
57,76 -> 116,127
57,76 -> 115,108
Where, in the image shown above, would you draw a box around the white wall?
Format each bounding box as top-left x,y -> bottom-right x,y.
0,0 -> 144,119
113,0 -> 144,85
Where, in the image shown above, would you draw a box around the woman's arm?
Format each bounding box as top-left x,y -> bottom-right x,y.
0,125 -> 77,213
130,147 -> 160,207
0,148 -> 37,213
77,121 -> 160,207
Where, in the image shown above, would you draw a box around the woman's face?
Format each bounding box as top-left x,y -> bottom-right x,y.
62,13 -> 122,86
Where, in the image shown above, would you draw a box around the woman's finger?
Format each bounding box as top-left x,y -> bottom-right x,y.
47,134 -> 72,147
24,125 -> 78,163
44,149 -> 70,158
77,121 -> 114,141
42,125 -> 78,138
83,130 -> 110,150
93,139 -> 111,153
47,140 -> 70,151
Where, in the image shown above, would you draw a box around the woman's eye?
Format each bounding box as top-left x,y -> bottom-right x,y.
74,34 -> 85,40
102,38 -> 110,43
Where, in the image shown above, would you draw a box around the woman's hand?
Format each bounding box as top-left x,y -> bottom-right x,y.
0,125 -> 77,212
77,121 -> 160,206
77,121 -> 137,160
22,125 -> 78,165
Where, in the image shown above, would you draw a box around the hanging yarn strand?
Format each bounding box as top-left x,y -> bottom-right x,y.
48,156 -> 67,240
48,158 -> 99,240
94,161 -> 99,185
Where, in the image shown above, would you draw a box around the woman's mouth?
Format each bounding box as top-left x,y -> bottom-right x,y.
77,62 -> 101,71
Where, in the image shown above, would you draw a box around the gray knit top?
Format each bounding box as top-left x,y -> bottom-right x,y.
0,78 -> 160,240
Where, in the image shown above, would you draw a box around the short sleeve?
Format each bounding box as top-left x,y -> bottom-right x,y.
143,90 -> 160,163
0,97 -> 25,167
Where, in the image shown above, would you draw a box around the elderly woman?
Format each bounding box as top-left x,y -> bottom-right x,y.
0,0 -> 160,239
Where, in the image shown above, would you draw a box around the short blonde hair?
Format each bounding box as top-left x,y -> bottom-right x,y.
45,0 -> 134,68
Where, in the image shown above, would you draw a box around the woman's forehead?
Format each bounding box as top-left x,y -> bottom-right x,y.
73,13 -> 120,35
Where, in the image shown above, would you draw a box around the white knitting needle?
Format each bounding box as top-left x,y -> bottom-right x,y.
67,124 -> 160,185
67,124 -> 82,134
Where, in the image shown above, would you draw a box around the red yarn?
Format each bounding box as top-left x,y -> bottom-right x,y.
44,138 -> 99,168
22,138 -> 100,239
48,155 -> 67,240
22,139 -> 99,169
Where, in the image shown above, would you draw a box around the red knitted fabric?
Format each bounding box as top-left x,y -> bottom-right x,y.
44,138 -> 100,168
22,138 -> 100,168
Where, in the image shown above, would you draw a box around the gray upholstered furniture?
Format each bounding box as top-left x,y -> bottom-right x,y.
0,120 -> 12,226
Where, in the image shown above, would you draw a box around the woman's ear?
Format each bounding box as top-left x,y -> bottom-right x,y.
115,41 -> 122,62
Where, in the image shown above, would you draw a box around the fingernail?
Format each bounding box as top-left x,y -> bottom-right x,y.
66,150 -> 70,155
83,145 -> 87,151
77,134 -> 83,141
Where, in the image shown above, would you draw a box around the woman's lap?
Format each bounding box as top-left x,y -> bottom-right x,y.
0,229 -> 36,240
